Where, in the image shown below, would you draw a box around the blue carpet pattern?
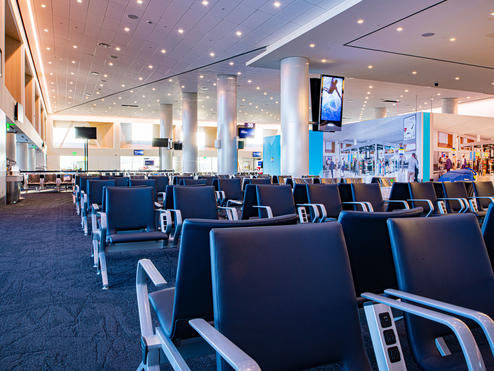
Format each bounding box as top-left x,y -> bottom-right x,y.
0,192 -> 424,370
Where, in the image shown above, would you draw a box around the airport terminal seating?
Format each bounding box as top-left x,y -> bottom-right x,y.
240,184 -> 259,220
180,178 -> 207,186
130,178 -> 157,201
241,177 -> 270,191
173,176 -> 193,185
135,214 -> 298,370
481,203 -> 494,266
43,173 -> 58,189
148,175 -> 169,201
387,182 -> 411,212
95,186 -> 168,289
60,174 -> 73,190
188,223 -> 384,370
27,173 -> 42,191
365,214 -> 494,370
473,181 -> 494,213
441,181 -> 488,220
407,182 -> 448,217
338,208 -> 423,301
255,184 -> 296,219
216,178 -> 243,207
351,183 -> 409,212
297,184 -> 343,222
81,179 -> 115,236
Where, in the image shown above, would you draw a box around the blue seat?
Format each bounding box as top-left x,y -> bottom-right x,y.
181,178 -> 207,186
386,214 -> 494,370
352,183 -> 408,212
255,184 -> 295,218
242,177 -> 270,191
388,182 -> 411,211
135,215 -> 298,369
473,181 -> 494,211
148,175 -> 169,197
130,178 -> 157,200
82,179 -> 115,236
240,184 -> 259,220
173,176 -> 193,185
305,183 -> 342,221
217,178 -> 242,206
95,186 -> 167,289
338,208 -> 423,299
481,203 -> 494,266
112,176 -> 130,187
192,223 -> 372,370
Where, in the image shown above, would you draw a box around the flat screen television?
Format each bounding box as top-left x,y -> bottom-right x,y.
319,75 -> 344,131
152,138 -> 169,147
252,151 -> 261,158
75,127 -> 97,139
173,142 -> 183,150
134,149 -> 144,156
238,127 -> 255,138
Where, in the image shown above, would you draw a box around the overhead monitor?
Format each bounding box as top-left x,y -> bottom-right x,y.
319,75 -> 344,131
252,151 -> 261,158
75,127 -> 97,139
134,149 -> 144,156
238,127 -> 255,138
173,142 -> 183,150
152,138 -> 169,147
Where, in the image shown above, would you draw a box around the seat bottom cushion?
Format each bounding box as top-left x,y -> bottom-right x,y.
149,287 -> 175,337
420,343 -> 494,371
109,231 -> 168,243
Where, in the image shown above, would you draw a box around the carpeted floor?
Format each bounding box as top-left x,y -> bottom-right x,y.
0,192 -> 423,370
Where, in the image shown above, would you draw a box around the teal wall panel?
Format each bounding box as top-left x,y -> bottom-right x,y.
263,135 -> 281,175
309,131 -> 324,176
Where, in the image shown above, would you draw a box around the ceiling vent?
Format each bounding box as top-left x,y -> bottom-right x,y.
128,14 -> 139,20
122,104 -> 139,108
382,99 -> 399,103
98,42 -> 111,48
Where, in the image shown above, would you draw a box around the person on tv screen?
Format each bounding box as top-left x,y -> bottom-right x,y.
321,76 -> 343,123
323,78 -> 341,99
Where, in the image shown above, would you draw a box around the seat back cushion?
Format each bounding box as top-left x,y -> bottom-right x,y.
210,223 -> 371,370
240,184 -> 258,219
173,186 -> 217,220
388,182 -> 411,211
475,181 -> 494,209
352,183 -> 385,212
169,214 -> 298,339
388,214 -> 494,369
307,184 -> 342,218
149,176 -> 169,193
218,178 -> 242,201
87,179 -> 115,205
442,182 -> 468,212
256,185 -> 295,217
409,182 -> 438,213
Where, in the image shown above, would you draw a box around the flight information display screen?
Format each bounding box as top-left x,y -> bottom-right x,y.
319,75 -> 344,129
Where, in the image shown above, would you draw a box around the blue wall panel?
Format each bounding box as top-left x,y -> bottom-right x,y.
309,131 -> 324,176
263,135 -> 281,175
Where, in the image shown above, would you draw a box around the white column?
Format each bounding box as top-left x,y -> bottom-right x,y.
217,74 -> 238,175
182,92 -> 198,173
27,146 -> 36,170
375,107 -> 387,118
280,57 -> 309,177
441,98 -> 458,114
15,139 -> 28,171
6,132 -> 16,162
159,103 -> 173,171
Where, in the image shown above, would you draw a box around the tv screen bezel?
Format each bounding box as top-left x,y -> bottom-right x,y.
319,74 -> 345,128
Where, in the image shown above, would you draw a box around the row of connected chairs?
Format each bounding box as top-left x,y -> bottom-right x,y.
137,212 -> 494,370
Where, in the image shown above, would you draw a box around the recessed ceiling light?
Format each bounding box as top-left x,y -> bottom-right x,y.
321,59 -> 327,63
49,72 -> 53,76
412,71 -> 417,75
124,27 -> 130,32
41,4 -> 46,8
168,78 -> 173,82
178,28 -> 184,34
367,65 -> 373,69
490,11 -> 494,16
152,87 -> 156,91
202,0 -> 209,5
167,93 -> 171,96
115,46 -> 121,51
247,80 -> 252,83
309,43 -> 315,48
209,52 -> 215,57
396,27 -> 403,32
46,47 -> 51,51
467,96 -> 471,98
357,19 -> 364,24
237,72 -> 242,75
236,31 -> 242,37
69,81 -> 74,85
99,83 -> 103,87
161,49 -> 166,54
137,0 -> 143,4
148,65 -> 153,69
449,37 -> 456,42
70,72 -> 74,75
213,83 -> 216,86
108,62 -> 114,66
103,74 -> 108,78
263,92 -> 267,95
121,84 -> 125,87
138,77 -> 143,80
71,60 -> 76,64
43,28 -> 48,32
130,90 -> 134,93
256,86 -> 260,90
437,93 -> 441,96
273,1 -> 281,8
48,61 -> 52,64
404,89 -> 408,92
77,0 -> 82,3
199,75 -> 204,79
492,82 -> 494,85
455,76 -> 460,80
72,45 -> 78,48
369,85 -> 373,89
181,85 -> 185,88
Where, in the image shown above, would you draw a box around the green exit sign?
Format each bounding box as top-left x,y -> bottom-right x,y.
72,151 -> 77,155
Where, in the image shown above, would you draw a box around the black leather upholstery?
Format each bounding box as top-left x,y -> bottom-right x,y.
255,185 -> 295,217
388,214 -> 494,370
173,176 -> 193,185
111,177 -> 130,187
148,215 -> 298,340
293,184 -> 308,205
338,208 -> 423,297
163,185 -> 175,210
351,183 -> 387,212
388,182 -> 411,211
474,181 -> 494,210
181,179 -> 207,186
240,184 -> 258,220
242,177 -> 270,191
409,182 -> 438,215
337,183 -> 353,209
482,203 -> 494,266
198,176 -> 216,186
173,186 -> 218,220
307,184 -> 342,218
218,178 -> 242,202
148,175 -> 169,194
441,182 -> 467,212
209,223 -> 372,370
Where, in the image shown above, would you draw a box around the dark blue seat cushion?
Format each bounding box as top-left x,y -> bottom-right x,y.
218,178 -> 242,201
210,223 -> 371,370
409,182 -> 438,215
173,186 -> 217,220
87,180 -> 115,206
474,181 -> 494,210
109,231 -> 168,244
255,184 -> 295,217
149,176 -> 169,193
352,183 -> 386,212
307,184 -> 342,218
240,184 -> 259,220
441,182 -> 468,212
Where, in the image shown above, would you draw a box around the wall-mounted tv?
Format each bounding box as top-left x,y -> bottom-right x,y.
75,127 -> 97,139
238,127 -> 255,138
134,149 -> 144,156
319,75 -> 344,131
173,142 -> 183,150
152,138 -> 169,147
252,151 -> 261,158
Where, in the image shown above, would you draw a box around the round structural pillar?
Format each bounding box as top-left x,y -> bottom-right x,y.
159,103 -> 173,171
441,98 -> 458,114
182,92 -> 198,173
27,146 -> 36,171
280,57 -> 309,177
6,132 -> 16,163
15,139 -> 28,171
375,107 -> 387,119
217,74 -> 238,175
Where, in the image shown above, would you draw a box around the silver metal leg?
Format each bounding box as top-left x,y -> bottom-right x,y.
99,251 -> 109,289
92,239 -> 99,267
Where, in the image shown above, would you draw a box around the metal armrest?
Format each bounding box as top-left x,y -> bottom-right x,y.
384,200 -> 410,209
97,211 -> 107,230
408,198 -> 435,217
189,319 -> 261,371
154,201 -> 163,208
215,191 -> 225,202
385,289 -> 494,357
297,203 -> 328,221
438,197 -> 469,213
342,201 -> 371,212
158,209 -> 173,234
136,259 -> 167,338
362,292 -> 486,370
92,203 -> 99,211
253,205 -> 273,218
218,206 -> 239,220
226,199 -> 243,207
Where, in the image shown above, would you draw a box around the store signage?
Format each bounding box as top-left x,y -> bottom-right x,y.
403,115 -> 416,140
252,151 -> 261,158
242,122 -> 255,128
134,150 -> 144,156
